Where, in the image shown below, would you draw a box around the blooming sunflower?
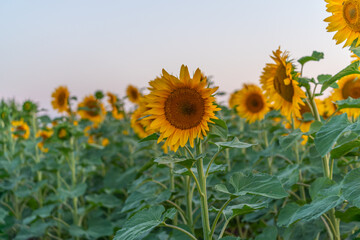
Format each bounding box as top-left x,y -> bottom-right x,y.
323,95 -> 338,118
126,85 -> 141,104
234,84 -> 269,123
11,120 -> 30,139
294,102 -> 315,133
331,73 -> 360,117
36,128 -> 53,152
51,86 -> 70,113
77,95 -> 106,123
228,90 -> 240,109
324,0 -> 360,47
131,105 -> 154,139
106,92 -> 124,120
107,92 -> 118,106
143,65 -> 220,152
260,47 -> 306,120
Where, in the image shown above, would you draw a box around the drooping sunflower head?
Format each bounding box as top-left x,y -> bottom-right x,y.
36,128 -> 53,140
260,47 -> 306,120
331,73 -> 360,117
77,95 -> 106,123
51,86 -> 70,114
23,100 -> 36,113
325,0 -> 360,47
107,92 -> 118,106
234,84 -> 269,123
11,120 -> 30,140
143,65 -> 221,152
126,85 -> 141,104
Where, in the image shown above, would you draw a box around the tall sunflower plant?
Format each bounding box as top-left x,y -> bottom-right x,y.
114,65 -> 289,240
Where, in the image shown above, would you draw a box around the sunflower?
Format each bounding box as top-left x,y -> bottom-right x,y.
351,51 -> 360,63
323,95 -> 338,118
102,138 -> 110,147
77,95 -> 106,123
143,65 -> 220,152
131,105 -> 154,139
107,92 -> 118,106
325,0 -> 360,47
11,120 -> 30,139
331,73 -> 360,117
234,84 -> 269,123
56,125 -> 71,140
228,90 -> 240,109
36,128 -> 53,152
51,86 -> 70,113
260,47 -> 306,120
126,85 -> 141,104
294,102 -> 315,133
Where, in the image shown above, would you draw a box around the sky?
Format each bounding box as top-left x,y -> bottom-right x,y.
0,0 -> 354,113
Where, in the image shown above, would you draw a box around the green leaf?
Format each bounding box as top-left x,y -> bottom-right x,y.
321,61 -> 360,92
315,114 -> 352,156
214,137 -> 255,150
209,118 -> 228,139
33,204 -> 57,218
277,203 -> 300,227
139,133 -> 159,143
154,156 -> 196,169
336,97 -> 360,110
114,206 -> 176,240
331,138 -> 360,159
342,168 -> 360,208
317,74 -> 332,83
59,183 -> 87,199
215,172 -> 288,199
298,51 -> 324,66
279,129 -> 303,150
222,202 -> 267,221
336,207 -> 360,223
85,194 -> 121,208
0,208 -> 8,224
255,226 -> 278,240
219,237 -> 242,240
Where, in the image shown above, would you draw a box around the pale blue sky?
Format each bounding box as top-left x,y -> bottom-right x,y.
0,0 -> 353,113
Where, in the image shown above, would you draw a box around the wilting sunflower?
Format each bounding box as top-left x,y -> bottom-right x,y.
36,128 -> 53,152
260,47 -> 306,120
126,85 -> 141,104
143,65 -> 220,152
234,84 -> 269,123
331,73 -> 360,118
78,95 -> 106,123
11,120 -> 30,139
228,90 -> 240,109
51,86 -> 70,113
324,0 -> 360,47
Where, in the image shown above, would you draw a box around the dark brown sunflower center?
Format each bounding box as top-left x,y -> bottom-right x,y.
164,88 -> 205,130
246,93 -> 264,113
342,76 -> 360,98
86,101 -> 100,116
273,64 -> 294,102
58,92 -> 67,106
131,89 -> 139,101
15,126 -> 26,136
343,0 -> 360,31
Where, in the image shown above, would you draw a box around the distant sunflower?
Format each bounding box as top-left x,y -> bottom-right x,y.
351,51 -> 360,63
228,90 -> 240,109
126,85 -> 141,104
294,102 -> 315,133
36,128 -> 53,152
234,84 -> 269,123
78,95 -> 106,123
143,65 -> 220,152
324,0 -> 360,47
107,92 -> 124,120
107,92 -> 118,106
331,74 -> 360,117
260,47 -> 306,120
131,106 -> 153,139
11,120 -> 30,140
51,86 -> 70,113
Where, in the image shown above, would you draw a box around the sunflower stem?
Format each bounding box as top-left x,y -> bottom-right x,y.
185,176 -> 194,233
196,139 -> 211,240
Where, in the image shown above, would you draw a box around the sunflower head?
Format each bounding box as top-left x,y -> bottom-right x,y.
77,95 -> 106,124
51,86 -> 70,114
102,138 -> 110,147
23,100 -> 36,113
131,103 -> 154,139
260,47 -> 306,120
325,0 -> 360,47
95,90 -> 104,100
234,84 -> 269,123
11,120 -> 30,140
228,90 -> 240,109
107,92 -> 118,106
323,95 -> 338,118
294,102 -> 314,133
126,85 -> 141,104
56,125 -> 71,140
331,73 -> 360,117
36,128 -> 53,140
143,65 -> 220,152
37,141 -> 49,153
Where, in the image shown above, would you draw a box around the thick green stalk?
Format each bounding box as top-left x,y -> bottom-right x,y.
69,137 -> 79,226
196,141 -> 211,240
184,176 -> 194,233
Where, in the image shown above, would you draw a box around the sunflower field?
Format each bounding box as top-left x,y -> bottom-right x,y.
4,1 -> 360,240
